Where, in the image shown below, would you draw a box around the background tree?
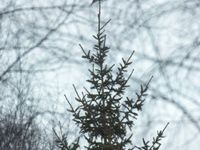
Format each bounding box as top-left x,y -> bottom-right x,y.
0,1 -> 79,148
0,104 -> 41,150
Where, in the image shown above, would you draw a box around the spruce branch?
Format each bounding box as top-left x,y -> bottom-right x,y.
134,123 -> 169,150
100,19 -> 111,30
64,94 -> 75,112
53,122 -> 80,150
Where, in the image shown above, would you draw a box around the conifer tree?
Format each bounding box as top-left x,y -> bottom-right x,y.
54,1 -> 169,150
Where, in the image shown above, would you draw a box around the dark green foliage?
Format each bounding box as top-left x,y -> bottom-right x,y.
54,1 -> 168,150
134,123 -> 169,150
53,123 -> 80,150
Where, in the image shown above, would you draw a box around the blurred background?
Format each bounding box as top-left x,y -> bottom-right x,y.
0,0 -> 200,149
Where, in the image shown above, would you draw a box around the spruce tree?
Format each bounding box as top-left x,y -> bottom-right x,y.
54,1 -> 169,150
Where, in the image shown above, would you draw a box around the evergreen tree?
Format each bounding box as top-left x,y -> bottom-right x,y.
54,1 -> 169,150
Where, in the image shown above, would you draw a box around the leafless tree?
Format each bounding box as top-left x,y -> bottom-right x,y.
0,1 -> 81,148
